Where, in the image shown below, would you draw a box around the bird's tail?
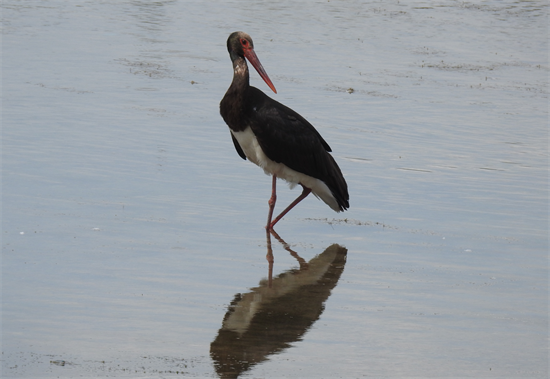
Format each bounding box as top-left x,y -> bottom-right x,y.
324,154 -> 349,212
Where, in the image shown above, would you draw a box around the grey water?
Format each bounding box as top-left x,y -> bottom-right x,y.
2,0 -> 548,378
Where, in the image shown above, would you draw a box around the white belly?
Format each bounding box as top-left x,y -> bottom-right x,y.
231,127 -> 340,212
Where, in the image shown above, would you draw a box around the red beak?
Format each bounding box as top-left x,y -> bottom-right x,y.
243,48 -> 277,94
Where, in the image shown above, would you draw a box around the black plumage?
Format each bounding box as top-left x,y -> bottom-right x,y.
220,31 -> 349,229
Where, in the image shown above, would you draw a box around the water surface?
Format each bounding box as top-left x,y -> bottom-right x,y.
2,0 -> 547,378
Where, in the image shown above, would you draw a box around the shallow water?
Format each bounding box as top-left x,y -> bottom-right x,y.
2,0 -> 548,378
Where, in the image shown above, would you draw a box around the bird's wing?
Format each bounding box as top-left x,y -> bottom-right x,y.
247,88 -> 334,180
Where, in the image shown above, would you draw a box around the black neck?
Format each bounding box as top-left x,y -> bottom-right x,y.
220,56 -> 251,132
229,56 -> 249,93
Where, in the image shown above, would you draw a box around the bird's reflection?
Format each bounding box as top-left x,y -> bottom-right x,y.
210,231 -> 347,379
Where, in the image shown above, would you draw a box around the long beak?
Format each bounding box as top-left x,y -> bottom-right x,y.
244,48 -> 277,94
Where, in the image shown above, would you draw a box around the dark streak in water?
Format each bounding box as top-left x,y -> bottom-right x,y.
396,167 -> 432,173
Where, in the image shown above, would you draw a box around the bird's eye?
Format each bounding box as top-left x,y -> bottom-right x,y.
240,39 -> 249,47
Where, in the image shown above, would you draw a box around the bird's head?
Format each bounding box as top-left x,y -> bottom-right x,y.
227,31 -> 277,94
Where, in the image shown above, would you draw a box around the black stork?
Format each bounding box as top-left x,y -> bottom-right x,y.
220,31 -> 349,230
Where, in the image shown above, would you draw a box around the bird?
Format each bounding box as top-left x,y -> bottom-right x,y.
220,31 -> 349,230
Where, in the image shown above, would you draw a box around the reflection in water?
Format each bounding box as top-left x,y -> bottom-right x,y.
210,232 -> 347,378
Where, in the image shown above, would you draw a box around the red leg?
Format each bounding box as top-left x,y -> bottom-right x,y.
268,184 -> 311,230
266,175 -> 277,229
